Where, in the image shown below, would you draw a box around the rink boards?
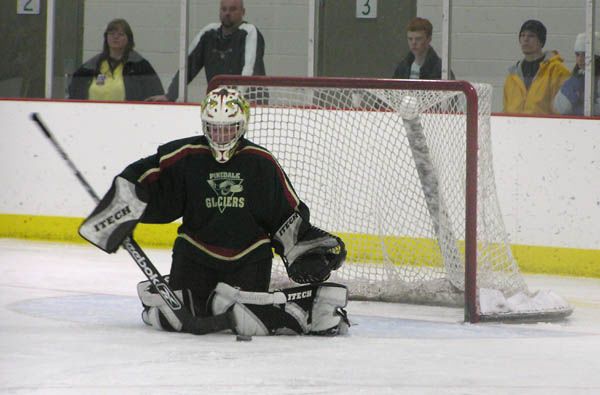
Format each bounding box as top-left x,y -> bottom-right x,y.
1,99 -> 599,277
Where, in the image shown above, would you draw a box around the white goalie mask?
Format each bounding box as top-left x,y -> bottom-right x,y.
201,88 -> 250,163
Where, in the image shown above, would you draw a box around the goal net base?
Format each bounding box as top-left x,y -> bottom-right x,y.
478,288 -> 573,322
271,259 -> 573,322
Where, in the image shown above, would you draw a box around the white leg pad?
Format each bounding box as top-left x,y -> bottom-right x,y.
137,280 -> 184,332
210,282 -> 349,336
310,285 -> 349,334
211,283 -> 287,336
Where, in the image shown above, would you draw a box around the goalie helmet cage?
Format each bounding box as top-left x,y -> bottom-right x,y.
208,75 -> 572,323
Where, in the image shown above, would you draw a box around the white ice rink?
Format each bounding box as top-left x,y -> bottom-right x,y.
1,238 -> 599,395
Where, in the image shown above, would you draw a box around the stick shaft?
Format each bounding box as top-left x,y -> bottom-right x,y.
31,113 -> 101,202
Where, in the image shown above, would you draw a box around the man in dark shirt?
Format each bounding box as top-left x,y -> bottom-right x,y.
148,0 -> 266,102
392,17 -> 454,80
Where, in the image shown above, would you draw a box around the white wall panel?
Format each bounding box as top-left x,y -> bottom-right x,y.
2,100 -> 599,250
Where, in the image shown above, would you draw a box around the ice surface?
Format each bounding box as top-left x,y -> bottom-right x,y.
1,239 -> 599,394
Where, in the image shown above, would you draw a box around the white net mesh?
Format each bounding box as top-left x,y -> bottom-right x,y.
219,80 -> 547,312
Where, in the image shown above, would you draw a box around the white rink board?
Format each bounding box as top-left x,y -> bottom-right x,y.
246,108 -> 461,238
1,99 -> 599,249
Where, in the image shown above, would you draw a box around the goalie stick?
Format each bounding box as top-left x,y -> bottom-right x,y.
31,113 -> 234,335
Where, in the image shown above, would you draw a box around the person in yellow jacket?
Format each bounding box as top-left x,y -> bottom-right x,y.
503,20 -> 570,114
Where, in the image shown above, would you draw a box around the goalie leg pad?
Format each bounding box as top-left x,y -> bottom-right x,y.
141,306 -> 181,332
137,278 -> 193,332
210,282 -> 350,336
210,282 -> 288,335
308,283 -> 350,335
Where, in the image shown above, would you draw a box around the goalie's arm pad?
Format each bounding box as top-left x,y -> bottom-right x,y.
273,212 -> 347,284
79,176 -> 149,253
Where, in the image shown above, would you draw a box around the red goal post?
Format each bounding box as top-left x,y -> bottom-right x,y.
208,75 -> 572,323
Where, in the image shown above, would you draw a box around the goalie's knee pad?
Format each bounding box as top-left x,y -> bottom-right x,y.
210,282 -> 350,336
137,277 -> 195,332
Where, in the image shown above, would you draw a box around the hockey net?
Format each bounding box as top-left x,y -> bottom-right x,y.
209,76 -> 572,322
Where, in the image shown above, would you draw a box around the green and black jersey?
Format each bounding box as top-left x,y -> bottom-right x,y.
121,135 -> 308,269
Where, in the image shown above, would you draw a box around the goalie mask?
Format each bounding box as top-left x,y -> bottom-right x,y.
201,87 -> 250,163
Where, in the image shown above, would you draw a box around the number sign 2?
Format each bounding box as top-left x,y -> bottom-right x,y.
17,0 -> 41,15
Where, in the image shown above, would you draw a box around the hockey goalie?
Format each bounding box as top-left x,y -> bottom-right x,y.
78,88 -> 349,336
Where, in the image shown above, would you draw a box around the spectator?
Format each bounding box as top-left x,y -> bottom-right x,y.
68,19 -> 164,101
503,20 -> 570,114
553,32 -> 600,115
147,0 -> 266,102
392,17 -> 454,80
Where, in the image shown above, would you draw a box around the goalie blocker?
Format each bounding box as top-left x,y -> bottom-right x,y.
138,279 -> 350,336
79,176 -> 148,253
273,212 -> 346,284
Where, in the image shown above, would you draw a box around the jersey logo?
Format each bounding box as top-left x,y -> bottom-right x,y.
206,172 -> 245,213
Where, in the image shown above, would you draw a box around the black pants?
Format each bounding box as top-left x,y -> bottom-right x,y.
168,246 -> 272,317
